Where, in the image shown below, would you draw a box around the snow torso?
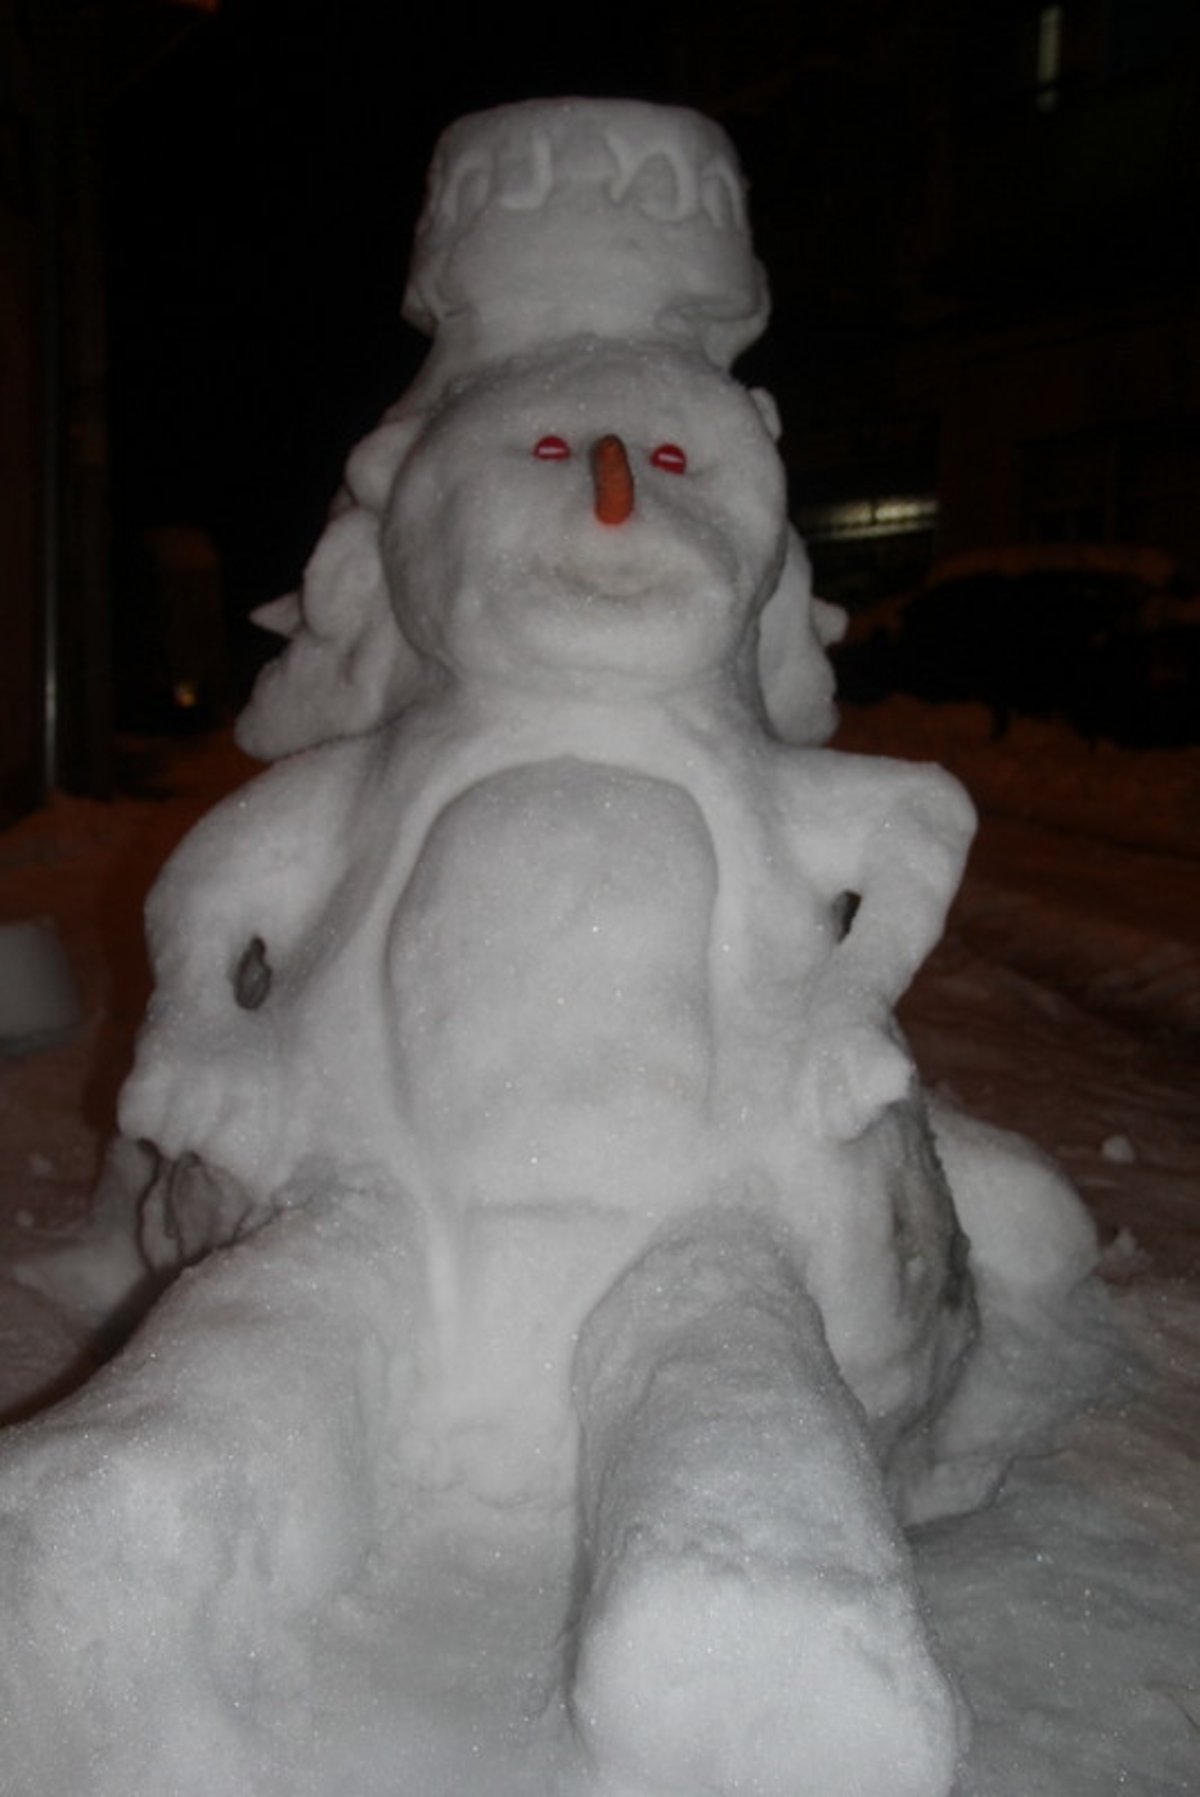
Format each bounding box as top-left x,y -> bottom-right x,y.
121,688 -> 974,1473
388,757 -> 719,1210
125,699 -> 838,1219
119,340 -> 979,1463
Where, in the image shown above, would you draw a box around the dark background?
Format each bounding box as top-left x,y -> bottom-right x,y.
4,0 -> 1199,805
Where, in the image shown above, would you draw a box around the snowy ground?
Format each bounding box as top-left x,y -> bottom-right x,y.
0,705 -> 1197,1795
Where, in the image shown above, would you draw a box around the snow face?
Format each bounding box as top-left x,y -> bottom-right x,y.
0,97 -> 1125,1797
381,342 -> 786,699
236,365 -> 841,760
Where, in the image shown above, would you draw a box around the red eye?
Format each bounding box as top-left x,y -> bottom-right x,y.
650,443 -> 687,474
533,435 -> 571,460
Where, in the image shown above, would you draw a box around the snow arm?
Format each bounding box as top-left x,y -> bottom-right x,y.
807,754 -> 975,1005
786,753 -> 976,1140
118,744 -> 362,1186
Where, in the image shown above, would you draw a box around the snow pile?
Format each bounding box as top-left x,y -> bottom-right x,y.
2,97 -> 1192,1797
0,919 -> 81,1057
3,756 -> 1198,1796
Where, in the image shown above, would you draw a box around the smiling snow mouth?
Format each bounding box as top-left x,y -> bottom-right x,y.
535,558 -> 703,608
530,564 -> 657,605
587,582 -> 657,604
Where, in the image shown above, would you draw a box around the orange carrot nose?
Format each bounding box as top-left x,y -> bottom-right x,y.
591,434 -> 635,525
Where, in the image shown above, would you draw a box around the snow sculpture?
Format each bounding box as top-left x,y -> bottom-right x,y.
0,99 -> 1102,1797
236,97 -> 843,763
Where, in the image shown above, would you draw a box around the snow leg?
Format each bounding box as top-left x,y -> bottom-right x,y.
0,1183 -> 423,1797
568,1215 -> 966,1797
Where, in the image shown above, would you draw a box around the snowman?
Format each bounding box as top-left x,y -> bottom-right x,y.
0,100 -> 1102,1797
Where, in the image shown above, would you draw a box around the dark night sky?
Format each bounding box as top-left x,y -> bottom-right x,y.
102,1 -> 698,653
96,0 -> 1200,713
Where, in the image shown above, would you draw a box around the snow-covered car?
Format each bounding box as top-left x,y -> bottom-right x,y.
833,544 -> 1200,746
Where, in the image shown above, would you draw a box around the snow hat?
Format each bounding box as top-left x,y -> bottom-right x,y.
401,97 -> 770,395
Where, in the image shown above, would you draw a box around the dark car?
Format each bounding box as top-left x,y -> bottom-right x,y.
833,546 -> 1200,747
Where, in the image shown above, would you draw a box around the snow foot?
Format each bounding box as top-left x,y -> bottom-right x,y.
0,1184 -> 420,1795
569,1214 -> 967,1797
570,1550 -> 962,1797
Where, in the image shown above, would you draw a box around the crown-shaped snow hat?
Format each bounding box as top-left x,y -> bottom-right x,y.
401,97 -> 770,386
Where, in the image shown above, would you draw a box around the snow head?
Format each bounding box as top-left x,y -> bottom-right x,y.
380,341 -> 790,706
236,97 -> 843,760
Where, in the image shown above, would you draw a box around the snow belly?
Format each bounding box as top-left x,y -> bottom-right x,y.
388,759 -> 718,1212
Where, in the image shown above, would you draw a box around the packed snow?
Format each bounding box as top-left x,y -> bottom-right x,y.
1,96 -> 1198,1797
1,717 -> 1198,1795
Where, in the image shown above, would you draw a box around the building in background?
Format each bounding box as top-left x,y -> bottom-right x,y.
688,0 -> 1200,612
0,0 -> 214,824
2,0 -> 1196,823
1,0 -> 49,823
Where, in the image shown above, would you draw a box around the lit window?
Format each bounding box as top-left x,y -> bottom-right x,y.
796,496 -> 939,544
1036,4 -> 1064,113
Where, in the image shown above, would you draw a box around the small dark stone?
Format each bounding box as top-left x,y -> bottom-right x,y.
943,1219 -> 973,1312
832,889 -> 862,942
233,935 -> 272,1010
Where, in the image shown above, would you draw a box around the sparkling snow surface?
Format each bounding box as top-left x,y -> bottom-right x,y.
0,713 -> 1196,1796
1,91 -> 1198,1797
